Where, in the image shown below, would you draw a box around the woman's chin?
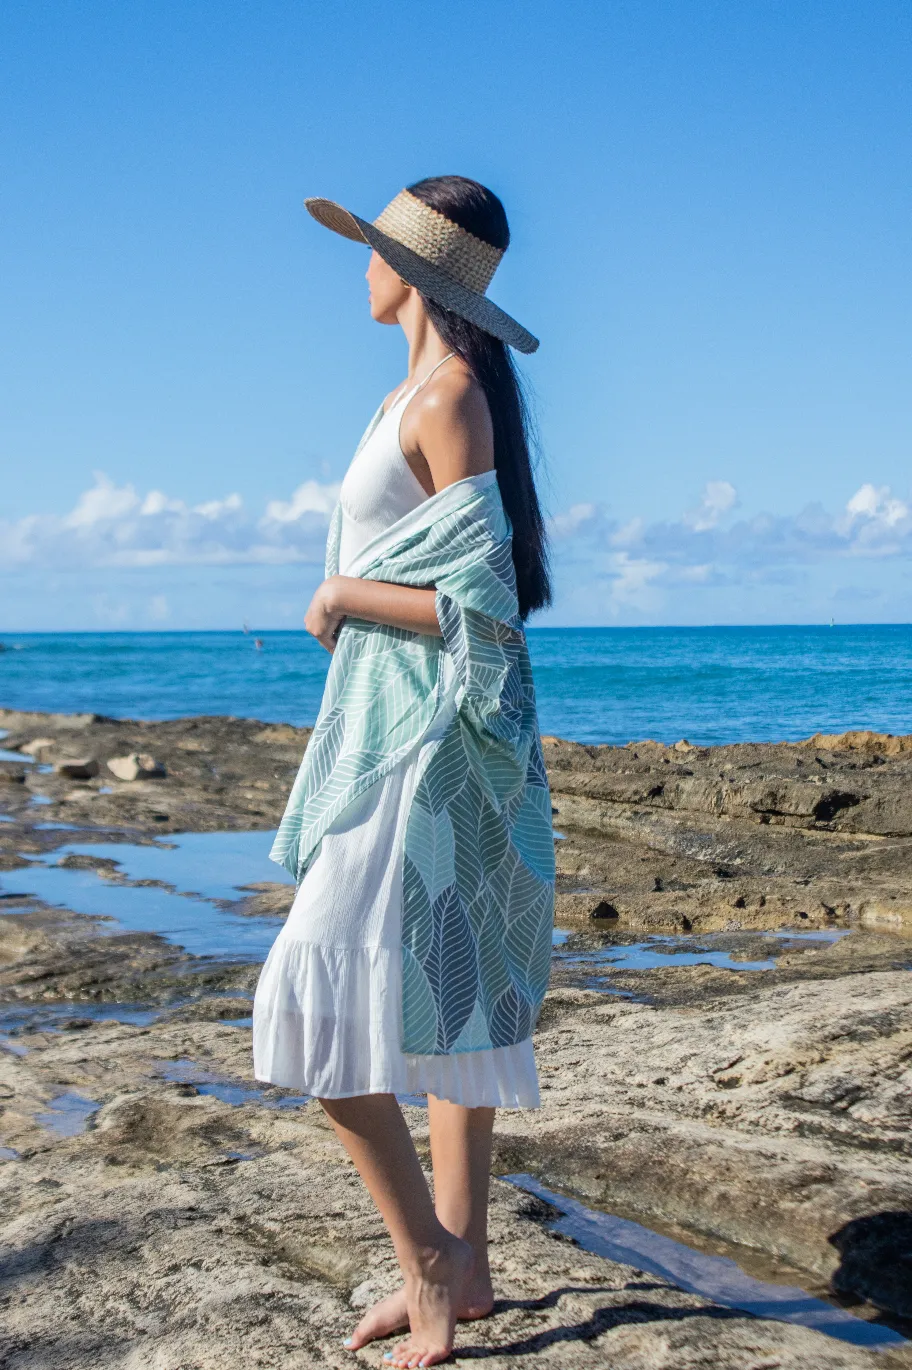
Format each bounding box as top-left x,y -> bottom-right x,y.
369,301 -> 398,325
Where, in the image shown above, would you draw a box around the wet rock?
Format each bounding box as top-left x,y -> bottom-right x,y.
164,995 -> 255,1023
54,757 -> 100,779
107,752 -> 167,781
547,727 -> 912,934
493,970 -> 912,1313
0,708 -> 311,831
56,853 -> 125,878
0,904 -> 257,1005
0,710 -> 101,732
235,880 -> 296,918
829,1211 -> 912,1318
596,1319 -> 908,1369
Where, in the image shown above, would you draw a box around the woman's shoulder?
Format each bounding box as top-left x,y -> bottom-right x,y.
402,361 -> 494,485
406,362 -> 491,438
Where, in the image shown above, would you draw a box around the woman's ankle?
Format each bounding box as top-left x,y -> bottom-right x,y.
401,1233 -> 471,1280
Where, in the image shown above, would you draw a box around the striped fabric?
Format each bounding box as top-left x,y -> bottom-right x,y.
270,475 -> 555,1056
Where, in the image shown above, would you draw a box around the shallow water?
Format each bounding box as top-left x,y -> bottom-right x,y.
3,861 -> 284,960
0,1002 -> 160,1034
158,1057 -> 309,1109
60,831 -> 295,902
35,1091 -> 100,1138
561,938 -> 777,973
0,828 -> 864,978
552,927 -> 851,981
0,731 -> 32,765
0,831 -> 291,960
506,1174 -> 907,1348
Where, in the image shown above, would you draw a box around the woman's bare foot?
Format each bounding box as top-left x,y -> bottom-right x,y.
384,1235 -> 473,1368
344,1266 -> 494,1351
344,1290 -> 409,1350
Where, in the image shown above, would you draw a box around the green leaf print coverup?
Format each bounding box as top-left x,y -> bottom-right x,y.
253,439 -> 555,1107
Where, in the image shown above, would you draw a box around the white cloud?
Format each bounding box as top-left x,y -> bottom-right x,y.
0,472 -> 342,570
193,493 -> 243,520
63,472 -> 139,528
610,517 -> 645,547
548,502 -> 597,537
683,480 -> 738,531
548,480 -> 912,616
265,480 -> 341,524
608,552 -> 665,609
845,483 -> 909,528
140,490 -> 186,516
4,472 -> 911,629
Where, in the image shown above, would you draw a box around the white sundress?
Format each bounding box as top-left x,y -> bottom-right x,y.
252,356 -> 541,1108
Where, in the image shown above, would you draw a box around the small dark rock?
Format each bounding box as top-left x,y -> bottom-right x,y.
590,901 -> 619,921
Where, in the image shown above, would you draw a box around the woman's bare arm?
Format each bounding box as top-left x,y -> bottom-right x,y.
305,577 -> 440,652
305,363 -> 493,652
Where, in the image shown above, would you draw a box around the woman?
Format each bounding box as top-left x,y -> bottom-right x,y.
253,175 -> 555,1369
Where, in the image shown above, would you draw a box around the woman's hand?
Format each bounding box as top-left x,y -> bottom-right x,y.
304,577 -> 346,653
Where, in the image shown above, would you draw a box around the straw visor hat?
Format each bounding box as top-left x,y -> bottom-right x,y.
305,188 -> 539,354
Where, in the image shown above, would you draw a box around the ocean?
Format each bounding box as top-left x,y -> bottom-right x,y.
0,625 -> 909,746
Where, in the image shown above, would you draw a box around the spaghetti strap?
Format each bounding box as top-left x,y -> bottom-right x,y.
389,352 -> 456,414
413,351 -> 456,392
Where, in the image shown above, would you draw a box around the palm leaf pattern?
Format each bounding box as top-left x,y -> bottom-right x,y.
270,476 -> 555,1055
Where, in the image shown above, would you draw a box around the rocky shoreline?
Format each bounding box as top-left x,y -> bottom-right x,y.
1,708 -> 910,1368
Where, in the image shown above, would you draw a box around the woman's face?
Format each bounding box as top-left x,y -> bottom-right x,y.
366,250 -> 410,324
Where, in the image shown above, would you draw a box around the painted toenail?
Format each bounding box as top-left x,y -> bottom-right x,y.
342,1338 -> 352,1347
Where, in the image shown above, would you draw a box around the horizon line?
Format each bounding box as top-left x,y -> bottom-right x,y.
2,622 -> 912,637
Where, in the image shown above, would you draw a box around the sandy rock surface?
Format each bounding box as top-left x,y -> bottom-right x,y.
0,710 -> 910,1366
2,1015 -> 907,1370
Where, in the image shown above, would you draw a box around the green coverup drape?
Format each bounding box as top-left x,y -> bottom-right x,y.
271,471 -> 555,1056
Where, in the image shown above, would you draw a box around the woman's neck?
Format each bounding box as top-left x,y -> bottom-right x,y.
397,293 -> 451,382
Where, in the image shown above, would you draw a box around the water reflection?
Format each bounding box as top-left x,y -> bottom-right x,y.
506,1174 -> 906,1348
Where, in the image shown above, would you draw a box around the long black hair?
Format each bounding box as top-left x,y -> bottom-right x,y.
406,175 -> 551,620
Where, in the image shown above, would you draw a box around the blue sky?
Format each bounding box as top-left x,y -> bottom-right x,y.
1,0 -> 910,629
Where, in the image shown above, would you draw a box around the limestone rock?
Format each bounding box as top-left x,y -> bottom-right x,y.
20,737 -> 55,756
801,730 -> 912,755
494,969 -> 912,1314
0,1011 -> 899,1369
107,752 -> 167,781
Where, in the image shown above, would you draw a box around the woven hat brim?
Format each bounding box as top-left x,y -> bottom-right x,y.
304,196 -> 539,355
